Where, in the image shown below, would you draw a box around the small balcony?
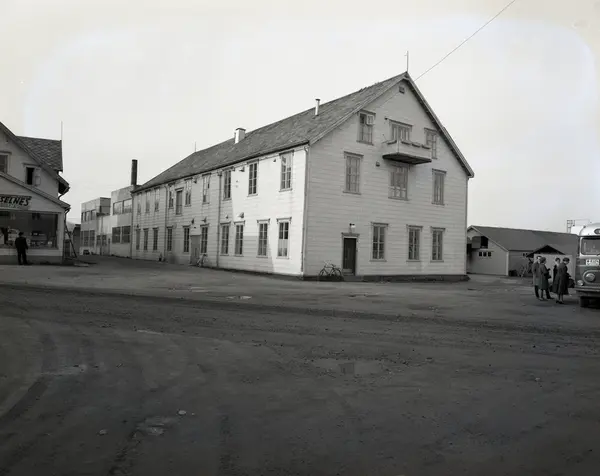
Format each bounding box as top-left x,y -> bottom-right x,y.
382,139 -> 433,165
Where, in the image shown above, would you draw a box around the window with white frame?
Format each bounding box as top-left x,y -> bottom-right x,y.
112,226 -> 121,243
277,220 -> 290,257
166,227 -> 173,251
168,190 -> 174,209
122,226 -> 131,244
425,129 -> 438,159
358,112 -> 374,143
200,225 -> 208,254
0,154 -> 8,174
432,228 -> 444,261
408,226 -> 421,261
235,223 -> 244,256
220,224 -> 230,255
223,170 -> 232,200
185,179 -> 192,206
175,189 -> 183,215
248,162 -> 258,195
25,166 -> 40,186
372,224 -> 387,260
152,227 -> 159,251
433,170 -> 445,205
390,165 -> 408,199
257,221 -> 268,257
135,229 -> 140,250
280,152 -> 292,190
154,189 -> 160,212
183,226 -> 190,253
345,153 -> 361,194
391,122 -> 411,142
143,229 -> 149,251
145,192 -> 150,214
202,175 -> 210,204
123,199 -> 132,214
113,201 -> 123,215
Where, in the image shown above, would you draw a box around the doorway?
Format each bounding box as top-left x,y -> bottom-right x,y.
342,237 -> 357,275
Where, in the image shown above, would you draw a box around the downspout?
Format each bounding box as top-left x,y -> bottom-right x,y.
300,145 -> 311,276
216,171 -> 223,268
464,178 -> 469,276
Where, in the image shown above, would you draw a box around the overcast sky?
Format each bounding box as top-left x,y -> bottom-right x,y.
2,0 -> 599,232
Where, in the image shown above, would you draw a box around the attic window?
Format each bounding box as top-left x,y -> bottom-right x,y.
0,154 -> 7,174
26,166 -> 40,186
480,236 -> 489,249
358,112 -> 374,144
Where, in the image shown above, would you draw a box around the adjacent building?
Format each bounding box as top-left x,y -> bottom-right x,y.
130,71 -> 474,279
467,225 -> 578,276
0,121 -> 70,263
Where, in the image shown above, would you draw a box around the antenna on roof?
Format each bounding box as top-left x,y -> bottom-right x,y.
405,51 -> 409,73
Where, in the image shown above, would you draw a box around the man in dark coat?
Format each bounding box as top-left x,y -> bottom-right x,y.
15,232 -> 28,265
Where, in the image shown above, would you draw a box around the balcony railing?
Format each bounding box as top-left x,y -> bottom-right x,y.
382,139 -> 433,165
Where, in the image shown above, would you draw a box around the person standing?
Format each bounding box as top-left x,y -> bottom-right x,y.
551,257 -> 561,294
15,232 -> 28,265
555,257 -> 570,304
538,257 -> 551,300
532,256 -> 541,299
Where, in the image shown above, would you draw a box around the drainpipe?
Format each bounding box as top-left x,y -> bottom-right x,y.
216,171 -> 223,268
300,145 -> 311,276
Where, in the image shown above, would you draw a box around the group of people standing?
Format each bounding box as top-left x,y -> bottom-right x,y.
532,256 -> 570,304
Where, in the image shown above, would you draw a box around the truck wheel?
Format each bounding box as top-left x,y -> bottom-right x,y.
579,297 -> 590,308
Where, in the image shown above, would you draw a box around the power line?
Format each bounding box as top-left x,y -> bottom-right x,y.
415,0 -> 520,81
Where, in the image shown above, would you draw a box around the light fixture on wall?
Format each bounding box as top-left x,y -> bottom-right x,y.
349,223 -> 356,233
202,217 -> 207,223
375,161 -> 381,167
239,212 -> 244,218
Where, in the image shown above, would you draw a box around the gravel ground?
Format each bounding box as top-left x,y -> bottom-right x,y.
1,264 -> 600,475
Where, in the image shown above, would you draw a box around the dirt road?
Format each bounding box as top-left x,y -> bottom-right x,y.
1,285 -> 600,475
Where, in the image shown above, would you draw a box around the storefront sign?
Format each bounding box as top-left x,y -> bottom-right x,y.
0,194 -> 32,210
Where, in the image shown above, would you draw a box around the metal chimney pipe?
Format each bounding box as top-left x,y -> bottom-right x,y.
315,98 -> 320,116
131,159 -> 138,187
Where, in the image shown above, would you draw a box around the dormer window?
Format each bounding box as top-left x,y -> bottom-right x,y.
358,112 -> 374,144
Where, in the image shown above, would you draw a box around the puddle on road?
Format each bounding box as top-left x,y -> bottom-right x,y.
312,359 -> 384,376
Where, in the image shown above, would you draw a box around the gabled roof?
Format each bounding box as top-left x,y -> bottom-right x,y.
469,226 -> 578,252
136,72 -> 474,192
0,121 -> 69,194
526,243 -> 574,257
0,171 -> 70,209
16,136 -> 63,172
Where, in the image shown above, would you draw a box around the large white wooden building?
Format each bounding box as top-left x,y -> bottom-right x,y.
0,121 -> 70,264
131,72 -> 475,279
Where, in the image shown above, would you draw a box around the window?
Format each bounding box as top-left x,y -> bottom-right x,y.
433,170 -> 445,205
97,235 -> 102,246
408,226 -> 421,261
135,229 -> 141,250
277,220 -> 290,258
223,170 -> 232,200
345,153 -> 361,194
201,175 -> 209,204
137,200 -> 141,215
25,167 -> 40,186
89,231 -> 95,247
143,229 -> 149,251
390,165 -> 408,200
425,130 -> 438,159
152,227 -> 159,251
200,226 -> 208,254
372,224 -> 386,260
183,226 -> 190,253
166,227 -> 173,251
183,180 -> 191,206
248,162 -> 258,195
82,230 -> 89,247
0,154 -> 8,174
81,212 -> 85,222
358,112 -> 374,143
235,223 -> 244,256
175,190 -> 183,215
145,192 -> 150,214
154,189 -> 160,212
220,224 -> 230,255
123,199 -> 132,214
280,152 -> 292,190
258,222 -> 268,257
432,228 -> 444,261
168,190 -> 174,209
113,201 -> 123,215
122,226 -> 131,244
391,122 -> 411,142
112,227 -> 121,244
478,251 -> 492,258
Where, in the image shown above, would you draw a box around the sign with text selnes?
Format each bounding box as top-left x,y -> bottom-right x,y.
0,194 -> 32,210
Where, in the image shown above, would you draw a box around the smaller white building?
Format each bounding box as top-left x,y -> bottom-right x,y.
0,121 -> 70,264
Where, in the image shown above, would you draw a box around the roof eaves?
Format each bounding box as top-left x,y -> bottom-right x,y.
133,140 -> 309,194
0,171 -> 70,209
